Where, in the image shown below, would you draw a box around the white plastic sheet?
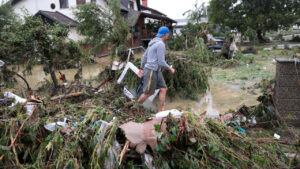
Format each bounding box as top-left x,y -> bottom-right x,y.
4,91 -> 39,115
44,118 -> 68,132
4,92 -> 27,107
155,109 -> 182,118
0,60 -> 4,67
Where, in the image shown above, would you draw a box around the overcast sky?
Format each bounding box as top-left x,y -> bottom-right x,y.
148,0 -> 210,20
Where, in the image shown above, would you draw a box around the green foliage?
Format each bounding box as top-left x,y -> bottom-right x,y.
153,116 -> 295,168
163,54 -> 210,100
188,38 -> 215,63
0,13 -> 85,87
244,27 -> 259,45
209,0 -> 300,41
74,3 -> 112,49
167,35 -> 185,51
170,2 -> 208,49
74,1 -> 130,59
0,1 -> 18,31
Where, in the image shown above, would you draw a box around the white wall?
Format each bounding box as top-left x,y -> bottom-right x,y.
13,0 -> 99,20
12,0 -> 109,41
13,0 -> 38,18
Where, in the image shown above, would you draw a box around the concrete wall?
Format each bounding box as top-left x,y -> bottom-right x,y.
275,58 -> 300,126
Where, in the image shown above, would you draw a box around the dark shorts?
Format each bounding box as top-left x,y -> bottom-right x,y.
143,68 -> 167,95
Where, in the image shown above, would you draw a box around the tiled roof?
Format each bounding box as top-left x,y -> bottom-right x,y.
35,11 -> 78,27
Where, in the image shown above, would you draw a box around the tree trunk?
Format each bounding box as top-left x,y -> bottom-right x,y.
48,61 -> 58,88
256,29 -> 265,43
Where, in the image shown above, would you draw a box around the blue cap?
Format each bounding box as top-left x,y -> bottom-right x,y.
156,26 -> 170,38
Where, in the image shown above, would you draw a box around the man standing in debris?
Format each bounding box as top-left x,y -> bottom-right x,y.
138,26 -> 175,112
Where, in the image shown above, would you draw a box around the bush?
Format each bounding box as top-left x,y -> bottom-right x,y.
167,35 -> 185,51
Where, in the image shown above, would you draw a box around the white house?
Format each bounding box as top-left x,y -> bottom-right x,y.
173,18 -> 208,36
11,0 -> 140,41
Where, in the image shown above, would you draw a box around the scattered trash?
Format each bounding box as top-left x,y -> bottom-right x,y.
123,86 -> 135,99
4,91 -> 27,107
4,92 -> 40,115
94,88 -> 105,94
0,60 -> 4,67
120,118 -> 166,154
112,61 -> 125,70
274,133 -> 280,139
117,62 -> 160,102
143,153 -> 154,169
117,62 -> 139,84
263,48 -> 272,51
219,113 -> 233,122
228,121 -> 246,133
155,109 -> 182,118
44,118 -> 68,132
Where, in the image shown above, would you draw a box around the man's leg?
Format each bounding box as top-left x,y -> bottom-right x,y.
138,68 -> 156,104
158,88 -> 167,112
138,93 -> 151,104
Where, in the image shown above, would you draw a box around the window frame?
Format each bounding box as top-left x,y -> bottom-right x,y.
76,0 -> 86,5
59,0 -> 69,9
129,1 -> 134,9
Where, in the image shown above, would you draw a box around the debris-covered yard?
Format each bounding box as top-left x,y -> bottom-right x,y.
1,0 -> 300,168
1,45 -> 300,168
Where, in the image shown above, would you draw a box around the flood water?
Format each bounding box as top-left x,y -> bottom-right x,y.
11,55 -> 259,115
12,57 -> 111,90
165,82 -> 259,115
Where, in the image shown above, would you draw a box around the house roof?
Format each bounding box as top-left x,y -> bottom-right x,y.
140,5 -> 165,16
126,10 -> 141,27
140,5 -> 176,23
141,12 -> 177,23
11,0 -> 22,5
35,11 -> 78,27
120,0 -> 129,12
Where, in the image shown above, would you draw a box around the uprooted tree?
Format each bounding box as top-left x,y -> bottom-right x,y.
0,7 -> 84,88
74,0 -> 130,60
209,0 -> 300,42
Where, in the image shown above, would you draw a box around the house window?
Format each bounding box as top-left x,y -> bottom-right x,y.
129,1 -> 134,9
91,0 -> 96,3
77,0 -> 86,5
60,0 -> 69,8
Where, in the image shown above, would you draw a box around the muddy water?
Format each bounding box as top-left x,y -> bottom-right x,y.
11,54 -> 259,115
13,57 -> 111,90
165,82 -> 259,115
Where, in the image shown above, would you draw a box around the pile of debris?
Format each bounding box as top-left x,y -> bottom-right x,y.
0,80 -> 299,168
1,56 -> 299,168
